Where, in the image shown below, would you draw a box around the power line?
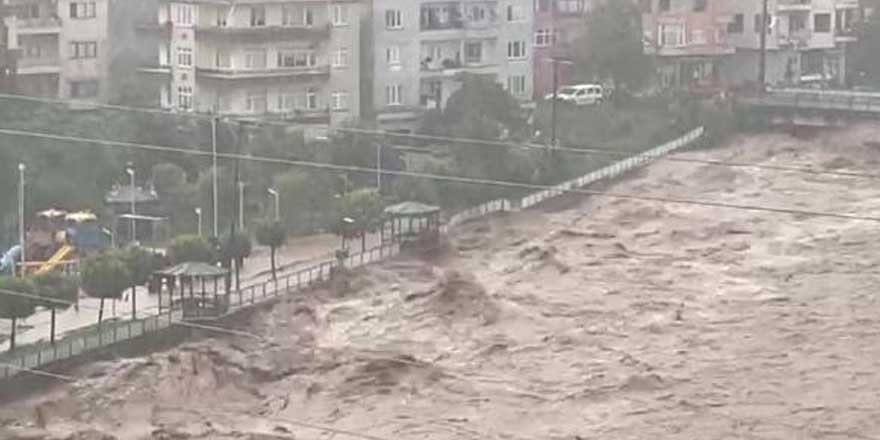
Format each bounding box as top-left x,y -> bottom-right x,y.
1,127 -> 878,223
0,92 -> 875,181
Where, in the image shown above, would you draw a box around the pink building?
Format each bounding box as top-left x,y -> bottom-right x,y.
532,0 -> 592,100
641,0 -> 734,92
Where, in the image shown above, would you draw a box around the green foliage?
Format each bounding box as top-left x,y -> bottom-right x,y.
219,231 -> 252,262
32,272 -> 79,310
574,1 -> 652,90
334,189 -> 384,235
255,221 -> 287,250
273,169 -> 335,234
197,166 -> 235,236
80,253 -> 131,301
169,235 -> 216,264
120,246 -> 163,286
442,74 -> 527,141
0,276 -> 38,321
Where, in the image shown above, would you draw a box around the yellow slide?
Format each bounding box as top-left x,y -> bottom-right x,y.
34,245 -> 74,276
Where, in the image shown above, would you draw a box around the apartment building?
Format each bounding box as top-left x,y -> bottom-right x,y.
140,0 -> 362,126
369,0 -> 534,131
724,0 -> 860,86
532,0 -> 592,99
641,0 -> 734,91
0,1 -> 19,93
2,0 -> 110,100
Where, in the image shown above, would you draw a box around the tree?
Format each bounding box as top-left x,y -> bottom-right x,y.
81,252 -> 131,326
120,246 -> 161,320
851,6 -> 880,86
168,235 -> 216,264
152,163 -> 197,235
273,169 -> 335,234
32,273 -> 79,345
334,189 -> 383,252
219,231 -> 251,291
573,1 -> 652,91
0,277 -> 37,351
255,220 -> 287,281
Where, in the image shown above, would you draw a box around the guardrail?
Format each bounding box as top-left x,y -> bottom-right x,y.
0,127 -> 704,382
745,88 -> 880,114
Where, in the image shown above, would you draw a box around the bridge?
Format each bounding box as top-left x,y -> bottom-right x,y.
740,88 -> 880,127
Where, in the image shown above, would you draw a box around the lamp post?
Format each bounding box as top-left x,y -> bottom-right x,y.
18,163 -> 26,277
195,207 -> 203,237
126,166 -> 136,243
376,143 -> 382,193
211,116 -> 219,237
267,188 -> 280,222
238,181 -> 245,230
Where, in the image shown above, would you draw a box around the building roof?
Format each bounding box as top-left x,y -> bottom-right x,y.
384,201 -> 441,217
105,185 -> 160,204
155,262 -> 227,278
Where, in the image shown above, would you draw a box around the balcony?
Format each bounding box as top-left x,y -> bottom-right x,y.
194,24 -> 331,43
777,0 -> 812,12
777,30 -> 811,47
138,64 -> 172,75
16,56 -> 60,75
11,17 -> 61,35
835,0 -> 859,9
196,65 -> 331,81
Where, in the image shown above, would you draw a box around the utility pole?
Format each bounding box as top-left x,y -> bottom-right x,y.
18,163 -> 25,277
227,122 -> 244,293
376,143 -> 382,193
758,0 -> 769,90
551,58 -> 559,148
211,116 -> 219,237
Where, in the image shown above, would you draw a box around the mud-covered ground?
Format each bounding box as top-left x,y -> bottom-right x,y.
4,125 -> 880,440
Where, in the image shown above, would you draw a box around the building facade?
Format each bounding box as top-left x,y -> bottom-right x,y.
2,0 -> 110,100
140,0 -> 362,126
532,0 -> 592,99
369,0 -> 534,131
641,0 -> 735,92
0,0 -> 19,93
724,0 -> 860,87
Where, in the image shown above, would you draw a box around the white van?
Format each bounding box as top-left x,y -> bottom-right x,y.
545,84 -> 606,106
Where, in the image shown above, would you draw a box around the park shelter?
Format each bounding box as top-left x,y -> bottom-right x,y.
383,201 -> 441,245
153,262 -> 228,319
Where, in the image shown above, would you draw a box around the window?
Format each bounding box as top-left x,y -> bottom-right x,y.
69,2 -> 96,19
23,44 -> 43,58
305,88 -> 318,109
245,50 -> 267,69
331,91 -> 349,110
558,0 -> 585,14
215,7 -> 228,26
507,75 -> 526,97
176,47 -> 193,66
507,5 -> 525,21
465,42 -> 482,63
386,9 -> 402,29
659,23 -> 685,46
386,45 -> 401,66
70,41 -> 98,59
171,3 -> 193,25
728,13 -> 744,33
278,50 -> 316,68
71,80 -> 99,98
691,29 -> 706,45
17,4 -> 39,20
507,40 -> 527,59
754,13 -> 771,34
282,5 -> 314,26
278,91 -> 295,111
694,0 -> 707,12
332,47 -> 349,67
535,28 -> 556,47
385,84 -> 403,106
639,0 -> 652,13
250,5 -> 266,26
331,4 -> 349,26
537,0 -> 551,12
814,13 -> 831,33
246,89 -> 267,113
470,5 -> 487,21
177,86 -> 192,110
659,0 -> 670,12
215,50 -> 231,68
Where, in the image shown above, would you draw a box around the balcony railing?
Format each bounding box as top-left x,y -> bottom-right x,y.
195,24 -> 331,41
196,65 -> 331,80
13,16 -> 62,34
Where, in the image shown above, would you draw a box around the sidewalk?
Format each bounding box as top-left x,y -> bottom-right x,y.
0,232 -> 378,348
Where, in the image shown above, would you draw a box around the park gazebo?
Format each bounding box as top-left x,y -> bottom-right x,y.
383,201 -> 441,246
153,262 -> 229,320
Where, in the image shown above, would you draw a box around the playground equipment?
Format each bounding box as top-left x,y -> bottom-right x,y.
1,209 -> 110,276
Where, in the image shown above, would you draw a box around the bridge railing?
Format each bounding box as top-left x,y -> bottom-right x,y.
750,88 -> 880,113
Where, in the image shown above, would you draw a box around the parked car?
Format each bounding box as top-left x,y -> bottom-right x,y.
545,84 -> 606,106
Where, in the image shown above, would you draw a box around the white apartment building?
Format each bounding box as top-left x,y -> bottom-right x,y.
724,0 -> 860,86
369,0 -> 534,131
141,0 -> 362,126
2,0 -> 110,100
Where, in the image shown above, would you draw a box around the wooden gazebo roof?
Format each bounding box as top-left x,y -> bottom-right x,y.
155,262 -> 227,278
384,201 -> 441,218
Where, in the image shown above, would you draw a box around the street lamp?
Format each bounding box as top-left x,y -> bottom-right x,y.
18,163 -> 26,277
238,181 -> 246,230
126,166 -> 136,244
195,207 -> 203,237
267,188 -> 280,222
211,117 -> 219,237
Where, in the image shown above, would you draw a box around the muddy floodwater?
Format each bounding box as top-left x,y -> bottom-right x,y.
4,125 -> 880,439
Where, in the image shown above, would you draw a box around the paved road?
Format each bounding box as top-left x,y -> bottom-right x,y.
0,232 -> 381,348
